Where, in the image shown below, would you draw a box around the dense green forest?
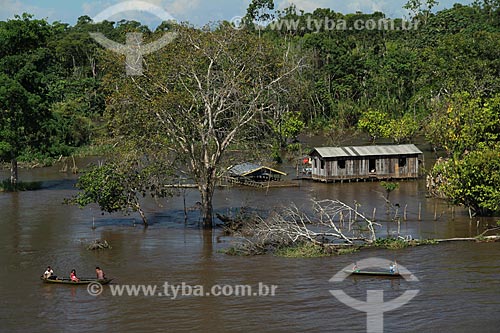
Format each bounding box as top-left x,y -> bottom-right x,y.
1,1 -> 499,220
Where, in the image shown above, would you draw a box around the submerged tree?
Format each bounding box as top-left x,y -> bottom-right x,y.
426,93 -> 500,215
0,15 -> 53,186
71,148 -> 175,226
431,147 -> 500,215
102,25 -> 302,227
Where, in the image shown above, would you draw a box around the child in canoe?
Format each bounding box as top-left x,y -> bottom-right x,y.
70,269 -> 80,282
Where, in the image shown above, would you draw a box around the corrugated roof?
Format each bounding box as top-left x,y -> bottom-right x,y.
310,144 -> 423,158
228,162 -> 287,176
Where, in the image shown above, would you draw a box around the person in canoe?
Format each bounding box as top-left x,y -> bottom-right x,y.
70,269 -> 80,282
389,261 -> 398,274
95,267 -> 105,280
43,266 -> 55,279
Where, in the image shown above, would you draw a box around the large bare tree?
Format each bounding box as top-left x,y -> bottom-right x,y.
104,25 -> 302,227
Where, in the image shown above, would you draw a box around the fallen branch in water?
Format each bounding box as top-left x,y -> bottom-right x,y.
435,235 -> 500,243
87,239 -> 112,250
227,199 -> 381,255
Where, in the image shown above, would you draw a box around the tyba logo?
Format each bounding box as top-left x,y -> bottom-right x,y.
90,1 -> 178,76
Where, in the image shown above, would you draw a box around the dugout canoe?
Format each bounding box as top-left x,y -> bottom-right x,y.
344,270 -> 401,277
40,276 -> 113,285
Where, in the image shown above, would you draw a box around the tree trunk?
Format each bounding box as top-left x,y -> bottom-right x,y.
10,158 -> 18,187
200,183 -> 214,229
138,208 -> 148,227
134,202 -> 148,227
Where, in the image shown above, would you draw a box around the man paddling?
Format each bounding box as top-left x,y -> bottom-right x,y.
43,266 -> 54,279
389,261 -> 398,274
95,267 -> 105,280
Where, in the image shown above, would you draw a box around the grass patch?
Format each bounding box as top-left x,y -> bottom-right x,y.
0,179 -> 43,192
73,144 -> 114,158
337,247 -> 360,255
275,243 -> 330,258
373,237 -> 439,249
218,247 -> 246,256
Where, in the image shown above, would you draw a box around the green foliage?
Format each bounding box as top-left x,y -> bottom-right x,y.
387,113 -> 420,144
72,164 -> 131,214
275,243 -> 359,257
244,0 -> 275,27
372,237 -> 437,249
374,238 -> 410,249
381,182 -> 399,193
275,243 -> 331,258
337,247 -> 360,255
425,93 -> 500,155
0,14 -> 113,185
357,110 -> 391,142
269,112 -> 305,147
431,147 -> 500,215
71,154 -> 174,224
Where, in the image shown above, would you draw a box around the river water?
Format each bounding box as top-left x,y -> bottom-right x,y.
0,159 -> 499,332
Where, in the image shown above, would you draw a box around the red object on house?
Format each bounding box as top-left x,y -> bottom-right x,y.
303,157 -> 309,164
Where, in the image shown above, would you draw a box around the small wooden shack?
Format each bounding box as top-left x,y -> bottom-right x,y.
228,162 -> 287,182
309,144 -> 423,182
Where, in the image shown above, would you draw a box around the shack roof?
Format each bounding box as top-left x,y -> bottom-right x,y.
228,162 -> 287,177
310,144 -> 423,158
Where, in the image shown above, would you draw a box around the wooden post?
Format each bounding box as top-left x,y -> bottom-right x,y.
418,203 -> 422,221
404,204 -> 408,221
434,202 -> 438,221
372,208 -> 376,222
182,184 -> 187,225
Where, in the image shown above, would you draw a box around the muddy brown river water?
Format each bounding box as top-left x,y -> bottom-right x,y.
0,160 -> 499,332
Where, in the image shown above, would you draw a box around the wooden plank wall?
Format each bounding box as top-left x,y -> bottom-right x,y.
311,155 -> 420,181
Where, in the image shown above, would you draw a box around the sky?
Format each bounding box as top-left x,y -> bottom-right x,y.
0,0 -> 474,27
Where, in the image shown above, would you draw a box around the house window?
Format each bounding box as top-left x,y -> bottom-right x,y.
320,159 -> 325,169
399,157 -> 407,168
369,159 -> 376,173
314,159 -> 317,168
338,160 -> 346,169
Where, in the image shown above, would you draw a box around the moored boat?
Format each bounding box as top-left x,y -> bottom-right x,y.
344,270 -> 401,277
40,276 -> 113,285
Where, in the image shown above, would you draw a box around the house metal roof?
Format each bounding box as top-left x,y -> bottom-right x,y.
228,162 -> 287,177
310,144 -> 423,158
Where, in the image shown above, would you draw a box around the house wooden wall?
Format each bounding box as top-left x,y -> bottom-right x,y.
310,154 -> 421,182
